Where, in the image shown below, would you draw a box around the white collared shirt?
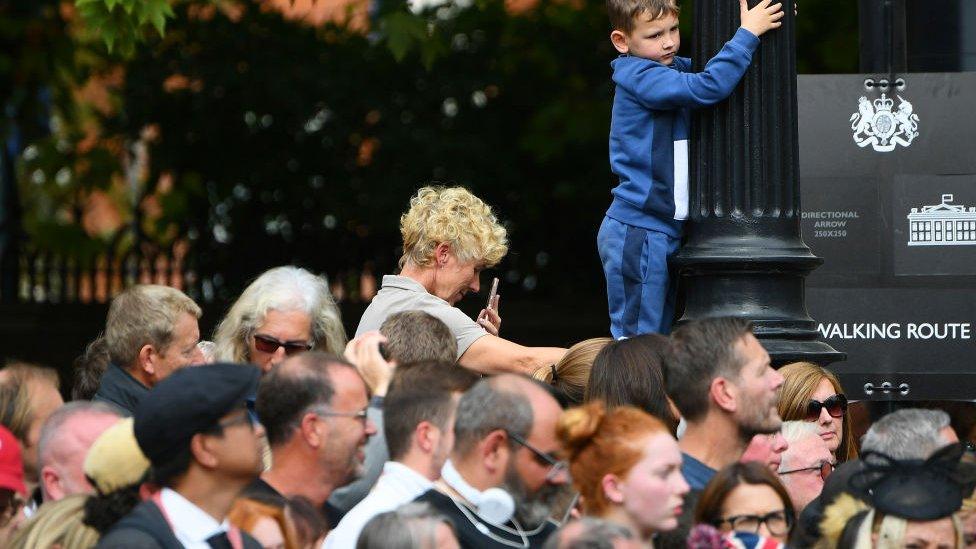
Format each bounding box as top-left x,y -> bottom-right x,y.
322,461 -> 434,549
159,488 -> 231,549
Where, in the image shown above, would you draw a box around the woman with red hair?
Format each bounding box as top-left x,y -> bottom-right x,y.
556,402 -> 689,546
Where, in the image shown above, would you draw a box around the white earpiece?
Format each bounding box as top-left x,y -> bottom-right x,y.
441,460 -> 516,526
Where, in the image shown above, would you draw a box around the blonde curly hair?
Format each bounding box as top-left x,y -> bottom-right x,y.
399,186 -> 508,269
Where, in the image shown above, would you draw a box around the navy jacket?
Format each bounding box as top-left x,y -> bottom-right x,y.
607,27 -> 759,236
93,363 -> 149,417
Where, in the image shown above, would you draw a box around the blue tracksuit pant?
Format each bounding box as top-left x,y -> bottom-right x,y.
598,215 -> 680,338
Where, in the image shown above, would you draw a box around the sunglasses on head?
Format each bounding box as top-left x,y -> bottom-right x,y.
805,393 -> 848,421
253,334 -> 313,356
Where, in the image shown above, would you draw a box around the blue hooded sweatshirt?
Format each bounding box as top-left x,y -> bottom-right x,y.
607,27 -> 760,237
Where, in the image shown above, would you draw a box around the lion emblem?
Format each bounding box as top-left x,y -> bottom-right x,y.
850,93 -> 920,152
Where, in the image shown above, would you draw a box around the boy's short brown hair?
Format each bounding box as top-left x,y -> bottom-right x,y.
607,0 -> 680,33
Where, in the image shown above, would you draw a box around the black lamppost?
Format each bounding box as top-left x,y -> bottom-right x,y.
673,0 -> 843,365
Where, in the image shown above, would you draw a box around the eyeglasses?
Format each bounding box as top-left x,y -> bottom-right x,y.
216,405 -> 262,431
779,460 -> 834,481
311,407 -> 369,426
252,334 -> 313,356
717,510 -> 793,537
506,431 -> 569,482
805,394 -> 848,421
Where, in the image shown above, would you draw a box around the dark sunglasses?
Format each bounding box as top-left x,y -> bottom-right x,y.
253,334 -> 313,356
779,460 -> 834,481
805,394 -> 848,421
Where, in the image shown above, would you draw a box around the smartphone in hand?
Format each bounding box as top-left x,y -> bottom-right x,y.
486,277 -> 499,310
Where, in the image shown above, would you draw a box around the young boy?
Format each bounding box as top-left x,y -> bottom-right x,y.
599,0 -> 784,338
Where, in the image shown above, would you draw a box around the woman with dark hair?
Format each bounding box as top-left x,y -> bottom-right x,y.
585,334 -> 679,433
776,362 -> 858,463
694,462 -> 796,543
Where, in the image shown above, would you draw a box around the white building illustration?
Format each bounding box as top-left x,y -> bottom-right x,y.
907,194 -> 976,246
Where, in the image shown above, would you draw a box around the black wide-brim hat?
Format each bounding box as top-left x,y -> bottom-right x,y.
848,442 -> 976,521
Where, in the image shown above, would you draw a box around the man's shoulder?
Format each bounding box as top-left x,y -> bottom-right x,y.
96,528 -> 165,549
97,500 -> 174,549
413,488 -> 454,511
325,491 -> 395,549
241,477 -> 288,507
681,452 -> 717,490
93,363 -> 146,416
412,489 -> 552,549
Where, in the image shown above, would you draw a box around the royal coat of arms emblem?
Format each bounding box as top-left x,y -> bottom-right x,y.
850,93 -> 920,152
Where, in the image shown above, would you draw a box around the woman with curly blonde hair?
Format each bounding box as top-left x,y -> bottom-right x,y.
776,362 -> 858,463
557,402 -> 689,546
213,266 -> 346,372
356,186 -> 566,375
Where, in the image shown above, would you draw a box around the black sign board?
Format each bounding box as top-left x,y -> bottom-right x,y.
799,72 -> 976,402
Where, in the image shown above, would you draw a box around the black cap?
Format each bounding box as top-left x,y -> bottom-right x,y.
849,443 -> 976,521
134,363 -> 260,467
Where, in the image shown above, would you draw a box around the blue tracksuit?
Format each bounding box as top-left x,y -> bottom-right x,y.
600,27 -> 759,337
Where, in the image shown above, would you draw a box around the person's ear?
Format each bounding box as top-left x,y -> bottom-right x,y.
416,421 -> 436,454
482,430 -> 510,476
601,473 -> 625,504
435,243 -> 451,267
138,344 -> 155,377
711,376 -> 738,413
301,412 -> 324,448
190,433 -> 219,469
610,30 -> 631,54
40,465 -> 63,502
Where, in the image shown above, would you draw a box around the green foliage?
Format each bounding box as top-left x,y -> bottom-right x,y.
5,0 -> 862,301
75,0 -> 175,55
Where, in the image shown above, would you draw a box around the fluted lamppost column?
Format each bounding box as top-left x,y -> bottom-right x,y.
673,0 -> 843,365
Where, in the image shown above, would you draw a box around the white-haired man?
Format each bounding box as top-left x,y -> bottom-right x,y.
777,421 -> 832,513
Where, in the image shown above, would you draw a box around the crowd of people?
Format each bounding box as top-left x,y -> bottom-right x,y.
0,185 -> 973,549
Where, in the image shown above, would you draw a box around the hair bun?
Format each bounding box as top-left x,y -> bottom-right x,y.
557,402 -> 607,458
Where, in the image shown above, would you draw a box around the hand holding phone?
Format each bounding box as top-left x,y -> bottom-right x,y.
477,278 -> 502,335
486,277 -> 499,310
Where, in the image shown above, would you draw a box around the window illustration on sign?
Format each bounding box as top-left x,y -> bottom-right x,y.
907,194 -> 976,246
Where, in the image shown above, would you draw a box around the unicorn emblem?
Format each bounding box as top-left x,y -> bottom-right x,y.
850,93 -> 920,152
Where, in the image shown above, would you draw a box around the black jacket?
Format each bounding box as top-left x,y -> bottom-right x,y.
96,499 -> 261,549
93,363 -> 149,417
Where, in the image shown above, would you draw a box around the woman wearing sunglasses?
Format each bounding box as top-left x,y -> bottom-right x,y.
776,362 -> 858,463
556,402 -> 689,546
695,461 -> 796,544
213,266 -> 347,372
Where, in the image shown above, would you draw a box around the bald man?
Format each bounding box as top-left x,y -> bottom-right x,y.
38,401 -> 122,502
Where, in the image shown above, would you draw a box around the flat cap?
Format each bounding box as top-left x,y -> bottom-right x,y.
134,363 -> 260,467
84,417 -> 151,495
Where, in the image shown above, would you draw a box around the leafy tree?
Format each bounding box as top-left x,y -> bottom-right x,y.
4,0 -> 859,304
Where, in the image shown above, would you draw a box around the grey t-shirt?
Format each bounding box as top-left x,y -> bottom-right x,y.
355,275 -> 487,361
